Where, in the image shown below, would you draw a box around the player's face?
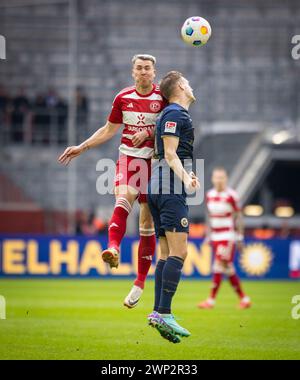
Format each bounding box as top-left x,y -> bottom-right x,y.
132,59 -> 156,88
212,170 -> 228,191
181,78 -> 196,102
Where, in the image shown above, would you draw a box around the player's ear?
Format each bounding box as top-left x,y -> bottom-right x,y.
178,80 -> 185,91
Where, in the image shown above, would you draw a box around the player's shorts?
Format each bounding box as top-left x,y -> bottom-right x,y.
211,240 -> 236,263
114,154 -> 151,204
147,193 -> 189,238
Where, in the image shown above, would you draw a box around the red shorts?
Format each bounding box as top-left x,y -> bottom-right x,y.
212,240 -> 236,263
114,154 -> 151,203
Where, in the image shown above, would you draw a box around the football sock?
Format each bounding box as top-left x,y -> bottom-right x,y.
134,230 -> 156,289
153,259 -> 166,312
158,256 -> 184,315
229,274 -> 245,299
210,273 -> 223,299
108,197 -> 132,250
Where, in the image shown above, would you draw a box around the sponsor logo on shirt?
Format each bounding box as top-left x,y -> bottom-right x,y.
137,114 -> 146,125
164,121 -> 177,133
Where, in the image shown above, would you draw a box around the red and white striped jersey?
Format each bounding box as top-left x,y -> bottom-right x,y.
108,84 -> 167,159
206,187 -> 241,242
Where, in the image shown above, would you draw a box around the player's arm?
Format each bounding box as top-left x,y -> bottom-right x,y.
132,128 -> 154,147
163,136 -> 199,192
235,210 -> 244,239
58,121 -> 121,165
204,207 -> 212,244
235,210 -> 245,251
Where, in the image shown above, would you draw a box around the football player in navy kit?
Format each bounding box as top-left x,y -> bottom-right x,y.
147,71 -> 200,343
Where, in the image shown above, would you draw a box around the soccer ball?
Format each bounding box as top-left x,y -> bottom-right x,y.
181,16 -> 212,47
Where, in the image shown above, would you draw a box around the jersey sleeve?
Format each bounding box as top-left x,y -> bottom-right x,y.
160,110 -> 182,138
108,93 -> 123,124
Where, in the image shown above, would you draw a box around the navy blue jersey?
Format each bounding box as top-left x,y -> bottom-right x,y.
154,103 -> 194,161
149,104 -> 195,236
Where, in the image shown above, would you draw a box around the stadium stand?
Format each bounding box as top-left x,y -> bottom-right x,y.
0,0 -> 299,233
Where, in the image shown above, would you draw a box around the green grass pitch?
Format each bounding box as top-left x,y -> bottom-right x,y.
0,279 -> 299,360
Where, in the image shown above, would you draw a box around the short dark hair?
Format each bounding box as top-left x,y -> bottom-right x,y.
159,71 -> 183,100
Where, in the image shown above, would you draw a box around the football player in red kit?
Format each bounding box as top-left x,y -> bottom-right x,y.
58,54 -> 166,308
198,167 -> 251,309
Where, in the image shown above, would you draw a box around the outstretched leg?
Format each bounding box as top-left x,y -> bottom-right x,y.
102,185 -> 137,268
124,202 -> 156,308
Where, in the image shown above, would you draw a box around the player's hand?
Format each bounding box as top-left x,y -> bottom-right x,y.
185,173 -> 200,193
132,130 -> 148,147
58,145 -> 83,165
190,171 -> 201,190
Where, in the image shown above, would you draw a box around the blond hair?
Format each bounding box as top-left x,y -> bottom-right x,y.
132,54 -> 156,65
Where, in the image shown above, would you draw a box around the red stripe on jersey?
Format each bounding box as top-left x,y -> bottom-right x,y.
210,227 -> 233,233
121,136 -> 154,149
208,212 -> 233,218
206,196 -> 232,202
114,86 -> 136,98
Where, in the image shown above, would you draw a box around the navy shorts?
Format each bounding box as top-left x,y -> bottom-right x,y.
147,193 -> 189,238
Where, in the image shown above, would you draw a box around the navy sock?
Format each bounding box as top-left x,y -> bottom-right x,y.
158,256 -> 184,315
154,259 -> 166,311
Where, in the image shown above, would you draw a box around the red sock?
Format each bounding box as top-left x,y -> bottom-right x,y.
210,273 -> 223,299
229,274 -> 245,299
134,232 -> 156,289
108,197 -> 132,250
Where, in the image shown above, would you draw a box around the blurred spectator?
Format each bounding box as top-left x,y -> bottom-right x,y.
1,86 -> 85,145
76,210 -> 108,236
0,84 -> 9,119
57,97 -> 68,143
33,93 -> 49,144
0,84 -> 10,138
45,87 -> 59,108
10,87 -> 31,142
93,214 -> 108,235
75,86 -> 89,142
76,210 -> 98,236
32,88 -> 68,144
45,87 -> 60,144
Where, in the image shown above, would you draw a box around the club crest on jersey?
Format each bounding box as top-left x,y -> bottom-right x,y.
164,121 -> 177,133
150,101 -> 161,112
181,218 -> 188,228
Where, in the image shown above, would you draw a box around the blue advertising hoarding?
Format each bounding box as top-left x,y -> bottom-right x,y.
0,235 -> 300,279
